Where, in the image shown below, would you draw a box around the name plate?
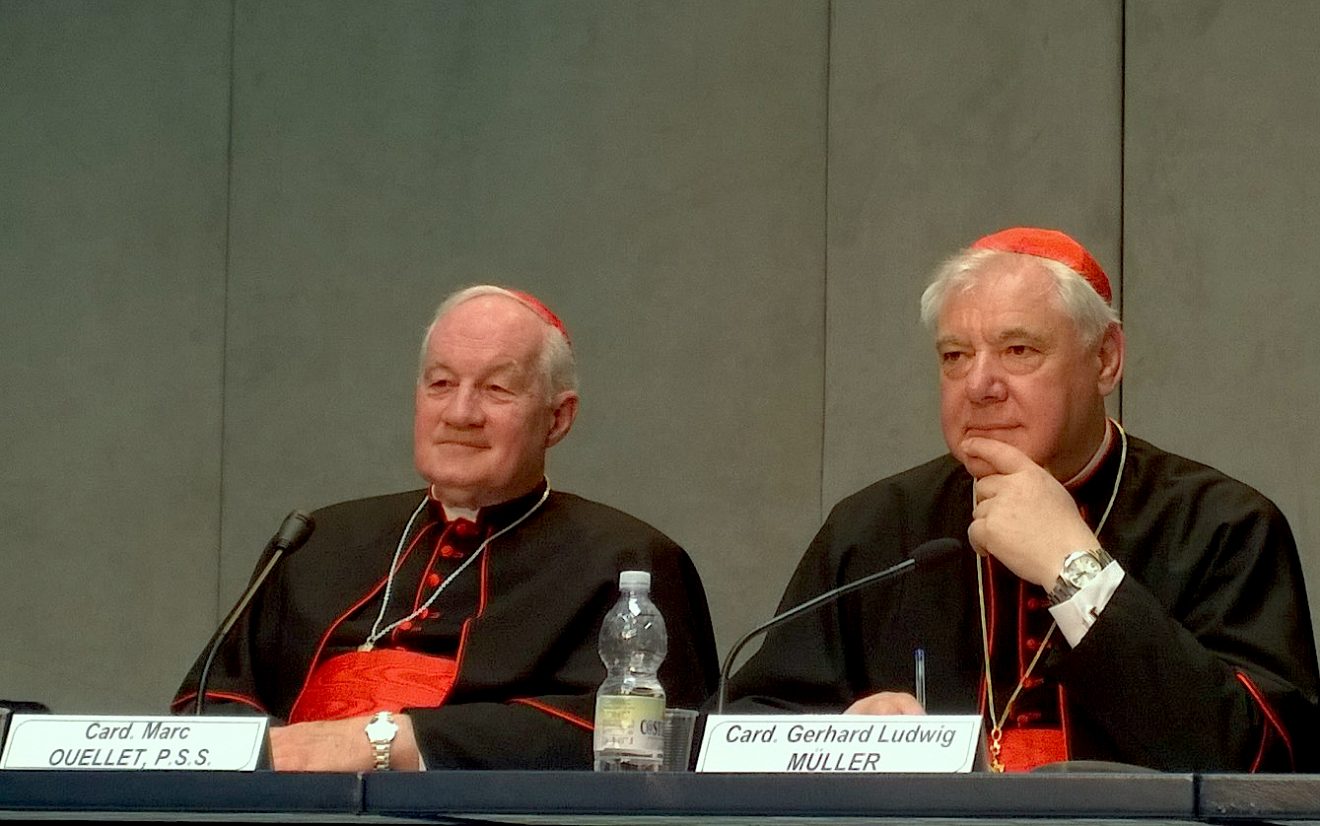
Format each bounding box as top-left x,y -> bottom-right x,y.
696,714 -> 984,773
0,715 -> 269,771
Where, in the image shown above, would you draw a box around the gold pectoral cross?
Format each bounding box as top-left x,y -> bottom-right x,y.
988,727 -> 1005,773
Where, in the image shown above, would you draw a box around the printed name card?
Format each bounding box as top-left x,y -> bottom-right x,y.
696,714 -> 984,773
0,715 -> 269,771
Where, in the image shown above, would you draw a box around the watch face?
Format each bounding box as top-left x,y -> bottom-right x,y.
366,716 -> 398,742
1062,553 -> 1103,587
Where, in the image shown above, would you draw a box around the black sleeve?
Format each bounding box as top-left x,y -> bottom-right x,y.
1058,499 -> 1320,771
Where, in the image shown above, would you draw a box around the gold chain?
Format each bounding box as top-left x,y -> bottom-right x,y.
972,419 -> 1128,772
976,559 -> 1056,773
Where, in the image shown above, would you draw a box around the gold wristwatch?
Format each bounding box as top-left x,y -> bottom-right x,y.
1049,548 -> 1114,604
364,711 -> 398,771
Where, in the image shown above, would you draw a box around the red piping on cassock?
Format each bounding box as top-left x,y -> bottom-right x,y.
1235,669 -> 1295,771
171,689 -> 267,715
513,698 -> 594,731
287,521 -> 438,721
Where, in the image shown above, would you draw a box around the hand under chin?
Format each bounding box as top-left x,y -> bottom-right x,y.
959,455 -> 998,480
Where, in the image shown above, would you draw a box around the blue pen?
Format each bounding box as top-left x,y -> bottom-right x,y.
914,647 -> 926,710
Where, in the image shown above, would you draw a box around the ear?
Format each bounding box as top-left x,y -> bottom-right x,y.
1096,323 -> 1124,396
544,391 -> 579,448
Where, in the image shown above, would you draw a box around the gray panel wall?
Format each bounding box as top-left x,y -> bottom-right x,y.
2,0 -> 1318,715
1123,0 -> 1320,639
0,0 -> 232,712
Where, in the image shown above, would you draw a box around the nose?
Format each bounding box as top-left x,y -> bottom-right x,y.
441,385 -> 485,427
964,352 -> 1007,404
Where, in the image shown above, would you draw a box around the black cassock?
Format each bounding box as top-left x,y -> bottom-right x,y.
726,432 -> 1320,771
174,484 -> 719,769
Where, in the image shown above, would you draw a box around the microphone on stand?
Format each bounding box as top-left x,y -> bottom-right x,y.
716,537 -> 962,713
193,511 -> 316,715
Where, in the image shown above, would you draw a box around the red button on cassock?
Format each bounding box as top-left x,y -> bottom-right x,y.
454,521 -> 478,538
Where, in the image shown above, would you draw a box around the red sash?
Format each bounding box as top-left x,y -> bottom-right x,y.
290,649 -> 457,723
998,727 -> 1067,772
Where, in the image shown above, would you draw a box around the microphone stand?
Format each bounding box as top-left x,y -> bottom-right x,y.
194,511 -> 315,715
716,537 -> 961,713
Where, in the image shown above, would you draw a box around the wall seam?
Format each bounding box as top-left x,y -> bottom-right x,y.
1117,0 -> 1127,423
818,0 -> 833,523
215,0 -> 238,622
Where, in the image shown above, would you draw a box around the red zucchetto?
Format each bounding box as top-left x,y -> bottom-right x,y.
971,227 -> 1112,305
508,289 -> 572,347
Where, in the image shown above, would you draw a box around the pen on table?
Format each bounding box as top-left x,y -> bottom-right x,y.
914,647 -> 926,710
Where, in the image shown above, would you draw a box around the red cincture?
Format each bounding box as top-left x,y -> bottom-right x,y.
289,649 -> 458,723
996,727 -> 1067,772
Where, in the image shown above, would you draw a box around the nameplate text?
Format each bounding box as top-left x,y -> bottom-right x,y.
696,714 -> 983,773
0,714 -> 269,771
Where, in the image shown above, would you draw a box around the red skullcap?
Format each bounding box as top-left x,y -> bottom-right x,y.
970,227 -> 1112,305
507,289 -> 571,348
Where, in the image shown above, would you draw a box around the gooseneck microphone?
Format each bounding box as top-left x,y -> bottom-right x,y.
716,537 -> 962,713
193,511 -> 315,715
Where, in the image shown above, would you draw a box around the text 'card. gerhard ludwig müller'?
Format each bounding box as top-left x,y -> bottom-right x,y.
696,714 -> 985,773
0,715 -> 269,771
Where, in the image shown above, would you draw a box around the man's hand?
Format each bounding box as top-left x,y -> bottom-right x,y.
962,437 -> 1099,588
844,691 -> 925,715
269,714 -> 421,772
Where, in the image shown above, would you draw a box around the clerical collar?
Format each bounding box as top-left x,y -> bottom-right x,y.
361,481 -> 552,653
440,502 -> 479,523
427,479 -> 550,530
1062,418 -> 1116,491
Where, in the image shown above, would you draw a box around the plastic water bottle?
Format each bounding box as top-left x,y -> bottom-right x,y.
593,570 -> 667,771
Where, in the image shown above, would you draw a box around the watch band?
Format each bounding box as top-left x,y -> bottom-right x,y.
364,711 -> 398,772
1049,548 -> 1114,605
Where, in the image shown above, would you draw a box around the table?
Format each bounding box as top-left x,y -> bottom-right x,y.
0,770 -> 1317,823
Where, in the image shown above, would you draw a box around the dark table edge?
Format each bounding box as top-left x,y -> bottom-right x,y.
0,769 -> 363,814
364,771 -> 1196,819
14,770 -> 1320,820
1198,773 -> 1320,819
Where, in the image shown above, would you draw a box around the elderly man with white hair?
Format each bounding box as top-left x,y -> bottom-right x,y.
174,285 -> 718,771
726,227 -> 1319,773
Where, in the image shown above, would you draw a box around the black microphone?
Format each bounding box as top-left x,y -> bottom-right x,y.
193,511 -> 315,715
716,537 -> 962,713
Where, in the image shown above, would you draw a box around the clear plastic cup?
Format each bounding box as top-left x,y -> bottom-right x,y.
662,708 -> 699,772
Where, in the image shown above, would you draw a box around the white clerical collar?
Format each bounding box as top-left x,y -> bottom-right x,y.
428,480 -> 552,524
427,485 -> 481,523
1063,418 -> 1117,491
440,502 -> 480,523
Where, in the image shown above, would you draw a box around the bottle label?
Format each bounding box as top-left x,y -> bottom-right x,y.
593,695 -> 665,755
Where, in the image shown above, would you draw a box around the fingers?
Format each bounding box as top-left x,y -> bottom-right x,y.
844,691 -> 926,716
971,474 -> 1004,505
966,520 -> 989,557
960,437 -> 1033,477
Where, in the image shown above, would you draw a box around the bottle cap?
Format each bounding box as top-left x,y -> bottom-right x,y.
618,570 -> 651,591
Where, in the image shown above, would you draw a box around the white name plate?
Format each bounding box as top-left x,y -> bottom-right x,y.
696,714 -> 984,773
0,715 -> 269,771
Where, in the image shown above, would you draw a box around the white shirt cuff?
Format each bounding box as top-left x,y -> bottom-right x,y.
1049,561 -> 1124,647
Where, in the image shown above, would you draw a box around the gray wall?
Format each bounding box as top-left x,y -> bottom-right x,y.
2,0 -> 1317,714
